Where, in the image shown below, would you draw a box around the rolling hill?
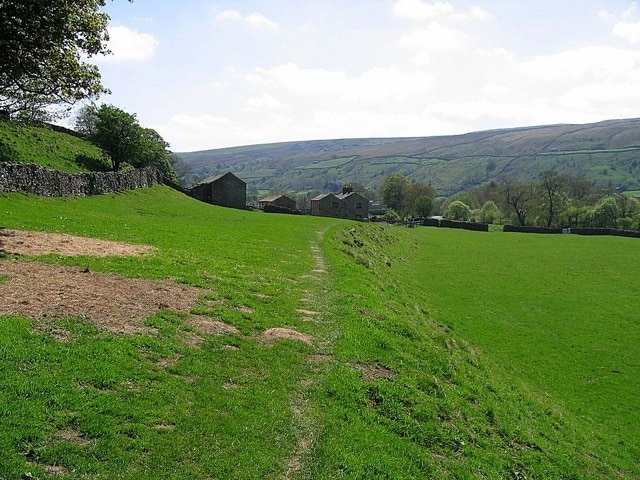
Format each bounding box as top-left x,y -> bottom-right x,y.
178,118 -> 640,196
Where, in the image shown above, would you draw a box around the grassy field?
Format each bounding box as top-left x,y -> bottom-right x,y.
0,187 -> 638,478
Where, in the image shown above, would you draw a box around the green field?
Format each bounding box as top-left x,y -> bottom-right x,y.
0,187 -> 638,478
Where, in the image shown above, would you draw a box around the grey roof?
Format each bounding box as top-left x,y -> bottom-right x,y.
259,194 -> 291,203
311,193 -> 336,201
197,172 -> 245,185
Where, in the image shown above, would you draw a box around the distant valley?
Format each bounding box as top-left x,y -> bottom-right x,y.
177,118 -> 640,196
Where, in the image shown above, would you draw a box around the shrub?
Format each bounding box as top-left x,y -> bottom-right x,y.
479,201 -> 500,224
444,200 -> 472,221
382,208 -> 401,223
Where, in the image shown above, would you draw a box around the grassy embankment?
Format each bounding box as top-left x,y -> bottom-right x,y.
1,186 -> 638,479
0,120 -> 109,172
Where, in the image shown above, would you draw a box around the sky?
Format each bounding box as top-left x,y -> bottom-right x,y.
87,0 -> 640,152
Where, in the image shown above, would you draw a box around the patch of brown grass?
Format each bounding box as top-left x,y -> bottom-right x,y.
0,228 -> 154,257
0,260 -> 203,334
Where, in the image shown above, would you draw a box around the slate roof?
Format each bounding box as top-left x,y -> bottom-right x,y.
311,193 -> 336,201
197,172 -> 245,185
260,194 -> 287,203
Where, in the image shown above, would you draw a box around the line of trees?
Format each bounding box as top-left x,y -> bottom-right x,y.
440,170 -> 640,230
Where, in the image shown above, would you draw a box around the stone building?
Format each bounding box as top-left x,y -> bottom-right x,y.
336,187 -> 368,221
189,172 -> 246,209
310,187 -> 368,221
311,193 -> 341,218
259,194 -> 297,212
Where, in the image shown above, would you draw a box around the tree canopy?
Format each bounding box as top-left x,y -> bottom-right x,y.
0,0 -> 116,120
76,104 -> 176,178
379,174 -> 435,217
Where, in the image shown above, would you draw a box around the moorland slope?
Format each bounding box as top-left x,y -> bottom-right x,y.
178,117 -> 640,195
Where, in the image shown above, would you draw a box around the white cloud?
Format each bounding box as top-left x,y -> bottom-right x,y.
245,63 -> 435,109
215,9 -> 277,29
100,26 -> 158,62
398,22 -> 470,57
243,94 -> 285,111
613,21 -> 640,44
520,46 -> 640,83
392,0 -> 489,22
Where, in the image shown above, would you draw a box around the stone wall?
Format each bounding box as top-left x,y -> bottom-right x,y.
0,163 -> 163,196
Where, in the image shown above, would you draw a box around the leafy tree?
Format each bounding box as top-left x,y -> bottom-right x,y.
407,182 -> 435,216
479,200 -> 500,224
77,104 -> 140,172
413,195 -> 435,218
590,196 -> 620,228
380,174 -> 411,213
0,0 -> 120,120
444,200 -> 472,221
379,175 -> 436,217
381,208 -> 401,223
76,104 -> 175,177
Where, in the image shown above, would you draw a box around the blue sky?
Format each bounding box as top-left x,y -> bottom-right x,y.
88,0 -> 640,151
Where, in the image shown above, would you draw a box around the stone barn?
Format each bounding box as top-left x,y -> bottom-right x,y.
311,187 -> 368,221
311,193 -> 341,218
336,186 -> 368,221
259,194 -> 297,212
190,172 -> 246,209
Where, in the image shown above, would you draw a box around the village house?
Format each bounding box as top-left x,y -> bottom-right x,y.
259,194 -> 297,212
189,172 -> 246,209
311,187 -> 369,221
336,186 -> 369,221
311,193 -> 341,218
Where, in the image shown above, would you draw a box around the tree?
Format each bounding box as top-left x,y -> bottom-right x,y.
479,201 -> 500,224
590,196 -> 620,228
379,175 -> 436,217
76,104 -> 175,177
444,200 -> 472,221
380,174 -> 411,214
0,0 -> 120,120
407,181 -> 435,216
77,104 -> 141,171
501,178 -> 537,226
539,170 -> 568,227
413,195 -> 435,218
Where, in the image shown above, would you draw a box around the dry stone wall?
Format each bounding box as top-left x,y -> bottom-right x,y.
0,163 -> 163,196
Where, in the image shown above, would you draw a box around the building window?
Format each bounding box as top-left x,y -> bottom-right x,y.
356,202 -> 363,209
332,202 -> 339,208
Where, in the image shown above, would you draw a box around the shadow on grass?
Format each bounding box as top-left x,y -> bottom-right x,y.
75,154 -> 111,172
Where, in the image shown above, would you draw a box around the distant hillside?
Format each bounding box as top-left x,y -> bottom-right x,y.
0,119 -> 109,173
178,118 -> 640,196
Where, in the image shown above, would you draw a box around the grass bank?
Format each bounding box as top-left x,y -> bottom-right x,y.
0,120 -> 108,172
